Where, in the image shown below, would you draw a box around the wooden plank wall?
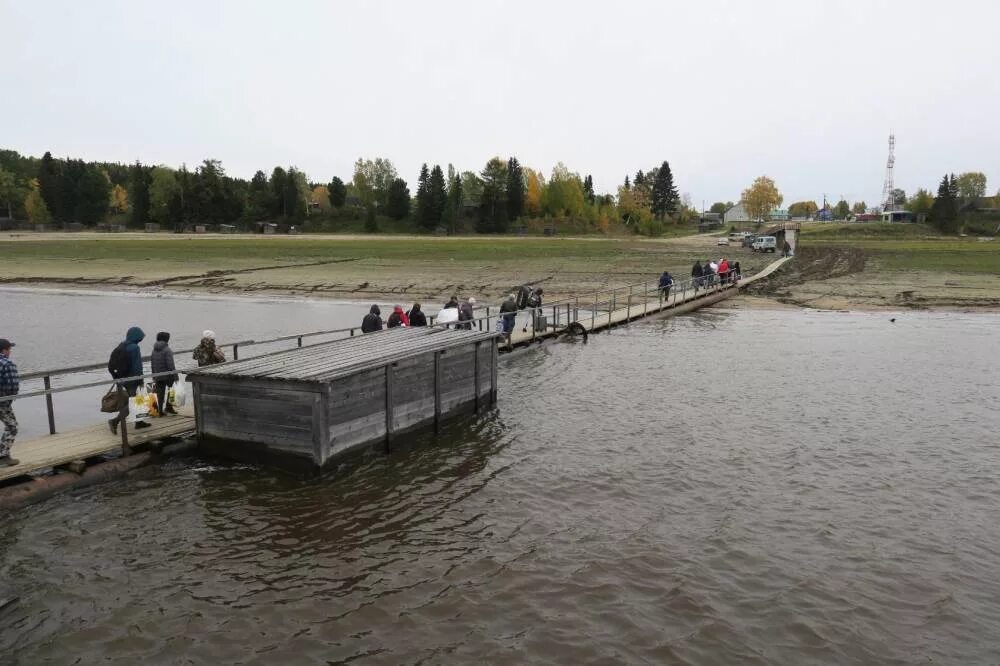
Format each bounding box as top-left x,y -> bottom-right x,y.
197,378 -> 320,460
321,339 -> 495,465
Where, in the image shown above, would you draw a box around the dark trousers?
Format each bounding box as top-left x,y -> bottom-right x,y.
154,381 -> 175,416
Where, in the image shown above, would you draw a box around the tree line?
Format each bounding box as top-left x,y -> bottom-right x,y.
1,148 -> 701,236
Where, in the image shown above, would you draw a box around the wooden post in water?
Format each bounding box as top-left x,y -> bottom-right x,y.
433,350 -> 442,432
643,281 -> 648,316
474,341 -> 481,413
490,343 -> 498,404
384,363 -> 395,451
626,285 -> 632,322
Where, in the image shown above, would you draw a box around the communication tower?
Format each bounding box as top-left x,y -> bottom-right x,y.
880,134 -> 896,212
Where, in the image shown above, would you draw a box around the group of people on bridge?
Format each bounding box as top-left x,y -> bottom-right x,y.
361,287 -> 544,341
0,326 -> 238,468
692,258 -> 741,291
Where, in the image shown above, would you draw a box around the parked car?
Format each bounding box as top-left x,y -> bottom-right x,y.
742,234 -> 757,248
717,237 -> 730,246
751,236 -> 777,253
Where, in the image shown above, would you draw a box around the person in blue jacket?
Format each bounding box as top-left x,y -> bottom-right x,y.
658,271 -> 674,300
108,326 -> 147,434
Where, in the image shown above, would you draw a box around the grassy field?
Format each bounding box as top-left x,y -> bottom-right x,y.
0,232 -> 764,303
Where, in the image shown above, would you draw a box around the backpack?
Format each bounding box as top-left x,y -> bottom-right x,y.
108,342 -> 130,378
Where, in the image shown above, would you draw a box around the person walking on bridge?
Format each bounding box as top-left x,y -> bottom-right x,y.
691,261 -> 703,292
407,303 -> 427,327
361,305 -> 383,333
193,330 -> 226,366
458,297 -> 476,330
108,326 -> 147,434
151,331 -> 179,417
499,293 -> 518,341
658,271 -> 674,301
718,258 -> 730,285
0,339 -> 20,467
386,305 -> 409,328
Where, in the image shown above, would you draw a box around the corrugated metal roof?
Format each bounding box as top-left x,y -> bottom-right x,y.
187,327 -> 498,383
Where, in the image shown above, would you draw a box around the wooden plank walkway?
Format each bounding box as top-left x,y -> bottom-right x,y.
1,412 -> 195,482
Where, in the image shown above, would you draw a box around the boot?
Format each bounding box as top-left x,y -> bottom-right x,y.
0,456 -> 19,468
134,421 -> 151,429
108,419 -> 118,435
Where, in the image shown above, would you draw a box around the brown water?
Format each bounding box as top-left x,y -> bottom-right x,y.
2,305 -> 1000,664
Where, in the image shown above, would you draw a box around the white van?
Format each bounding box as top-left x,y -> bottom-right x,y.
751,236 -> 777,253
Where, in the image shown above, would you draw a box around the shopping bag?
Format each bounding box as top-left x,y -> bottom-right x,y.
169,380 -> 187,408
495,318 -> 505,333
128,387 -> 152,423
100,384 -> 125,413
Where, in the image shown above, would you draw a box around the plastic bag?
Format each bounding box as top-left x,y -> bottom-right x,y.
128,387 -> 152,424
169,380 -> 187,408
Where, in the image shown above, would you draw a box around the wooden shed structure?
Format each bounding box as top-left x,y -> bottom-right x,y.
186,327 -> 499,470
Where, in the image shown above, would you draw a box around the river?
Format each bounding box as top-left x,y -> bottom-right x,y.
2,289 -> 999,664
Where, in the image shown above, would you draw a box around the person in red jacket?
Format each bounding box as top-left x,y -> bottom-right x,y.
717,258 -> 729,284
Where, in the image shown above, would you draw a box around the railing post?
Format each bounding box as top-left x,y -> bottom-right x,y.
643,281 -> 648,316
350,328 -> 355,337
592,292 -> 597,330
120,414 -> 130,456
626,286 -> 632,322
574,296 -> 579,322
232,343 -> 239,361
297,336 -> 303,347
43,375 -> 56,434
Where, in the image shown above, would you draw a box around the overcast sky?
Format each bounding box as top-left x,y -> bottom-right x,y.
3,0 -> 998,207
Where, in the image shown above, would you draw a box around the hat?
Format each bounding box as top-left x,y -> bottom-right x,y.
0,339 -> 13,350
468,297 -> 476,305
202,330 -> 216,339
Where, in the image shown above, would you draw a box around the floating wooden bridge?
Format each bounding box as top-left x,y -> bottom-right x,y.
0,257 -> 791,489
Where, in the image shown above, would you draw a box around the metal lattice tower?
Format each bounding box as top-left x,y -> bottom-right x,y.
880,134 -> 896,212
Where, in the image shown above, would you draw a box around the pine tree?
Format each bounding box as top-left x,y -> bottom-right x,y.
269,167 -> 287,217
583,174 -> 595,204
128,161 -> 151,227
385,177 -> 411,220
930,174 -> 959,234
650,161 -> 679,219
38,151 -> 64,221
634,170 -> 645,188
429,165 -> 447,227
624,174 -> 631,190
415,163 -> 432,229
73,165 -> 111,225
328,176 -> 346,208
443,173 -> 463,234
283,167 -> 307,221
246,170 -> 271,220
506,157 -> 524,221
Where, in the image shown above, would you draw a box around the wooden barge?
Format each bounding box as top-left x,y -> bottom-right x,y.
186,327 -> 499,469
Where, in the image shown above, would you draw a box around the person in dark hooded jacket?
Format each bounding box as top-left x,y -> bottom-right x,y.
361,305 -> 383,333
108,326 -> 146,435
407,303 -> 427,327
658,271 -> 673,299
691,261 -> 703,291
151,331 -> 178,417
